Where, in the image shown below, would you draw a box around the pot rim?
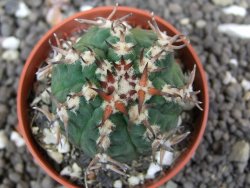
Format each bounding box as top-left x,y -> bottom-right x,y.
17,6 -> 209,188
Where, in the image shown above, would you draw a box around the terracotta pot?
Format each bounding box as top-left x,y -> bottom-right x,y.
17,6 -> 209,188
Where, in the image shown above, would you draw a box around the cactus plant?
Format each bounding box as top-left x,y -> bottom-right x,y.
34,5 -> 202,178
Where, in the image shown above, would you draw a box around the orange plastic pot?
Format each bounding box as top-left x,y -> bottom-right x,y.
17,6 -> 209,188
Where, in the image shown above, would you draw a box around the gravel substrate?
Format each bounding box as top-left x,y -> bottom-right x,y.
1,0 -> 250,187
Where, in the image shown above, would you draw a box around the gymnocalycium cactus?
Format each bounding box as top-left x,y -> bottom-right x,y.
35,5 -> 202,177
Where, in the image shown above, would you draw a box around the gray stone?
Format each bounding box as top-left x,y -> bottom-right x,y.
194,144 -> 207,161
220,14 -> 233,23
189,3 -> 199,12
72,0 -> 83,6
246,173 -> 250,184
0,104 -> 8,127
196,20 -> 207,28
0,158 -> 4,168
41,176 -> 54,188
8,172 -> 21,182
199,183 -> 207,188
0,64 -> 5,81
15,28 -> 27,39
231,109 -> 242,120
20,47 -> 32,60
183,182 -> 194,188
26,164 -> 38,176
16,19 -> 30,29
1,23 -> 14,37
225,84 -> 241,99
1,37 -> 20,50
212,0 -> 233,6
202,3 -> 215,13
30,181 -> 41,188
211,43 -> 223,56
14,162 -> 24,173
1,179 -> 15,188
229,140 -> 250,162
191,11 -> 203,21
28,12 -> 40,23
0,87 -> 11,103
169,3 -> 182,14
15,1 -> 31,18
17,181 -> 29,188
4,0 -> 19,15
25,33 -> 37,46
2,50 -> 19,61
25,0 -> 42,8
237,162 -> 247,173
6,64 -> 16,78
165,180 -> 178,188
213,129 -> 223,141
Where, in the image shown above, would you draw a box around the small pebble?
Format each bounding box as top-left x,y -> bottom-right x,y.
128,176 -> 140,186
32,127 -> 39,135
80,5 -> 93,11
241,79 -> 250,91
57,136 -> 70,153
1,36 -> 20,50
42,128 -> 58,145
15,28 -> 27,39
212,0 -> 233,6
1,22 -> 14,37
41,176 -> 54,188
246,173 -> 250,184
137,173 -> 145,183
218,24 -> 250,39
60,163 -> 82,179
222,5 -> 247,17
180,18 -> 190,25
0,104 -> 8,127
243,92 -> 250,101
196,20 -> 207,28
47,150 -> 63,164
166,180 -> 178,188
42,125 -> 70,153
183,181 -> 194,188
213,129 -> 223,141
15,162 -> 24,173
225,83 -> 241,99
229,140 -> 250,162
9,172 -> 21,182
2,50 -> 19,61
25,0 -> 42,8
155,150 -> 174,166
113,180 -> 123,188
10,131 -> 25,147
169,3 -> 182,14
229,59 -> 238,66
4,0 -> 19,15
15,2 -> 31,18
0,130 -> 8,149
145,163 -> 162,179
223,71 -> 236,85
41,89 -> 51,104
46,6 -> 63,26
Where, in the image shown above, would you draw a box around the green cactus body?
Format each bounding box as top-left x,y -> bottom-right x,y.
35,7 -> 202,175
51,25 -> 186,162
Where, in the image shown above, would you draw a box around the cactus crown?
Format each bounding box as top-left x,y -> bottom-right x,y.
35,5 -> 202,178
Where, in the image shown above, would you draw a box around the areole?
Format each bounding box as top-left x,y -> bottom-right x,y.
17,6 -> 209,188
